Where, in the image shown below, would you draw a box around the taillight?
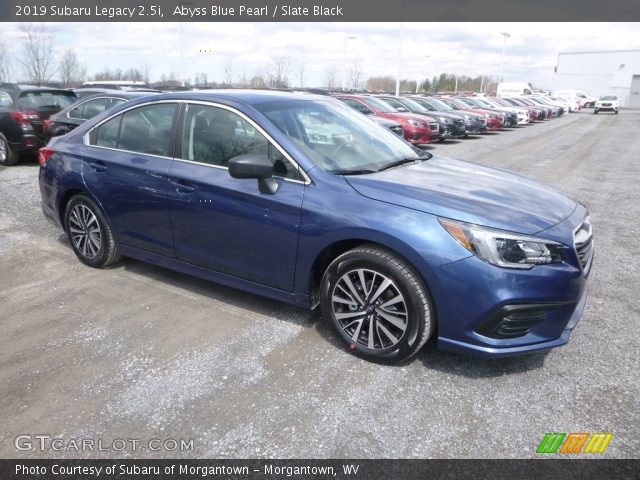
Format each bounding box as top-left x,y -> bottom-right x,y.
43,119 -> 52,130
38,147 -> 54,166
10,111 -> 40,124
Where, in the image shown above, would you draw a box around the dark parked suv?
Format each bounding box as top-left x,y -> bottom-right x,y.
0,84 -> 76,165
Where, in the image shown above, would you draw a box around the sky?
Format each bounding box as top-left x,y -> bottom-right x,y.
1,22 -> 639,89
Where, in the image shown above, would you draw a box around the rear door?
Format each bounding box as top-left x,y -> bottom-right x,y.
167,102 -> 306,291
82,101 -> 179,257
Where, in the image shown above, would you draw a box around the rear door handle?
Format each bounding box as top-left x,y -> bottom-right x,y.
89,160 -> 107,173
170,179 -> 196,194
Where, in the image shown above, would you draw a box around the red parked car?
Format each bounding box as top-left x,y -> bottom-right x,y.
436,96 -> 503,131
336,95 -> 439,145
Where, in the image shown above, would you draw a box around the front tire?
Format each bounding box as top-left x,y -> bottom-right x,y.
320,245 -> 434,363
64,195 -> 120,268
0,133 -> 18,166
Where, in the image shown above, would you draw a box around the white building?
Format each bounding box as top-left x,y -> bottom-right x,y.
553,49 -> 640,107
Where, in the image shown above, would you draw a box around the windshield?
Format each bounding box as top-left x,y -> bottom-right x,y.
363,96 -> 396,113
256,98 -> 427,174
438,98 -> 462,110
473,98 -> 494,108
457,98 -> 477,108
599,95 -> 617,100
421,97 -> 452,111
395,97 -> 431,113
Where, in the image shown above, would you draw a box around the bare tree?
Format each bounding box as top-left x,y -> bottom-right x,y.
58,48 -> 86,87
295,59 -> 306,88
194,72 -> 209,88
0,40 -> 12,82
324,65 -> 339,90
138,60 -> 152,84
223,58 -> 234,86
18,24 -> 56,84
237,67 -> 249,88
268,56 -> 291,88
348,60 -> 363,90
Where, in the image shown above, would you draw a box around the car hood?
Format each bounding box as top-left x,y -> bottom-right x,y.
345,156 -> 577,235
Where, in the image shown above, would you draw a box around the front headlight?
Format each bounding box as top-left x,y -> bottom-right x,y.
439,117 -> 453,124
439,218 -> 563,269
407,119 -> 425,128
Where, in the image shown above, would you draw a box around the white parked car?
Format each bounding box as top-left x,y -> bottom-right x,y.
594,95 -> 620,114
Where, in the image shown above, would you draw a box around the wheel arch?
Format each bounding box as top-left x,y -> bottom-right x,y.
306,237 -> 434,312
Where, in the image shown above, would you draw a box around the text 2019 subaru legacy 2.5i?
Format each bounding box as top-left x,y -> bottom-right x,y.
39,91 -> 593,363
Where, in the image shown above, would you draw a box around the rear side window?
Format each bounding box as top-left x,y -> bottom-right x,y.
18,91 -> 76,110
0,91 -> 13,108
91,103 -> 178,156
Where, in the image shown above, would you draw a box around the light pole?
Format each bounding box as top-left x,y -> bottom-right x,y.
498,32 -> 511,86
342,35 -> 357,91
416,55 -> 431,94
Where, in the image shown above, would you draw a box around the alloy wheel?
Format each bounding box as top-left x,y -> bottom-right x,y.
331,268 -> 408,350
68,204 -> 102,258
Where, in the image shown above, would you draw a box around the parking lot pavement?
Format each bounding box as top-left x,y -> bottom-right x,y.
1,110 -> 638,459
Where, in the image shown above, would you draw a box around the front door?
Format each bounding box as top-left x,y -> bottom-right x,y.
167,103 -> 306,291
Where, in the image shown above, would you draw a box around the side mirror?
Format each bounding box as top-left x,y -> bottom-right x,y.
228,154 -> 278,194
396,107 -> 409,112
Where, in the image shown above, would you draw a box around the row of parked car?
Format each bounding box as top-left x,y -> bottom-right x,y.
333,92 -> 574,148
0,80 -> 582,166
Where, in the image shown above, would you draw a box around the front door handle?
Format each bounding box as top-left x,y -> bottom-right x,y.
170,179 -> 196,195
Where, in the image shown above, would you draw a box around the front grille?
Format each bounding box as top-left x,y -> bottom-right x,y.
428,121 -> 439,132
602,103 -> 611,106
454,119 -> 465,128
479,117 -> 486,124
574,216 -> 594,276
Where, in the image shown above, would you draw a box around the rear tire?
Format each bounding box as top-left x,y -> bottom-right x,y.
64,195 -> 121,268
320,245 -> 434,363
0,133 -> 18,166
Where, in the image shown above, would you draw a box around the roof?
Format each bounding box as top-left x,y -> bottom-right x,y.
558,49 -> 640,56
139,89 -> 332,106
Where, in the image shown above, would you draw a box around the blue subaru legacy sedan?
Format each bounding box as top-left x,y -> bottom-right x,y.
38,91 -> 593,363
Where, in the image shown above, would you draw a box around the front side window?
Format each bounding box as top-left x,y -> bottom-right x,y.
91,103 -> 177,156
181,103 -> 301,180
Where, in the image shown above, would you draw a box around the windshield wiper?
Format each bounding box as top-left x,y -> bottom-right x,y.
331,169 -> 377,176
376,157 -> 421,172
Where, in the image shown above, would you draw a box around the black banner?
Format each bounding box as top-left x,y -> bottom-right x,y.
0,0 -> 639,22
1,459 -> 639,480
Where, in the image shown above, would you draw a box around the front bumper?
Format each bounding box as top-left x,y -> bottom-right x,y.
426,205 -> 591,358
440,123 -> 466,139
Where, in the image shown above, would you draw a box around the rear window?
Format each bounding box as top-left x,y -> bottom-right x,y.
0,91 -> 13,108
18,91 -> 76,110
